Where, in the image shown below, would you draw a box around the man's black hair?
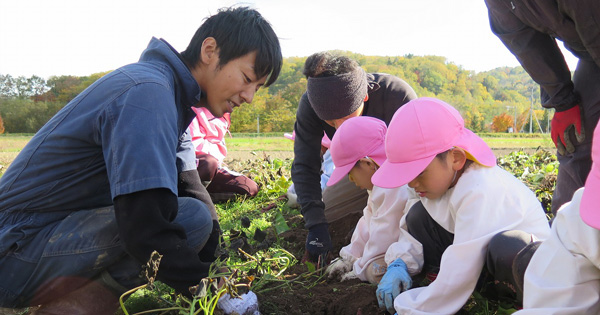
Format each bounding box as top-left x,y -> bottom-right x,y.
181,6 -> 282,87
303,51 -> 359,78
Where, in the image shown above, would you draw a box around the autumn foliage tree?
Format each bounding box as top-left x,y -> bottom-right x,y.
492,113 -> 514,132
0,114 -> 5,134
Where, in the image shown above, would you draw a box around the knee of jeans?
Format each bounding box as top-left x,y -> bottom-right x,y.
176,198 -> 213,249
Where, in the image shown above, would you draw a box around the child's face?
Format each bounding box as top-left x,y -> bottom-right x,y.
407,153 -> 456,200
348,158 -> 378,190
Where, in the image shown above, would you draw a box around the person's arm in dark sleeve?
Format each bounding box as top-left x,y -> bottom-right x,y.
178,169 -> 223,262
485,0 -> 577,110
114,188 -> 212,296
291,93 -> 329,229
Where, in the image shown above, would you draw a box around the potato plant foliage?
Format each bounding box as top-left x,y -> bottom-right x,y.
120,150 -> 557,315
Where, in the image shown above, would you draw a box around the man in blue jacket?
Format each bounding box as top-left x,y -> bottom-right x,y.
0,7 -> 281,313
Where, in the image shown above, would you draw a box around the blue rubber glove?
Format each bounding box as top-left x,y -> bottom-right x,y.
376,258 -> 412,314
304,223 -> 332,267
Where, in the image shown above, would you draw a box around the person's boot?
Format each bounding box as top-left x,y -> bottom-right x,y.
31,272 -> 125,315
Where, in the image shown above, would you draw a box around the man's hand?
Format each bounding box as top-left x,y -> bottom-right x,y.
302,223 -> 332,268
551,105 -> 585,155
325,257 -> 353,281
376,258 -> 412,314
198,220 -> 225,262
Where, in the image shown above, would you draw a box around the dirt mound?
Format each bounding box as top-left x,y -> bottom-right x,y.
256,213 -> 387,315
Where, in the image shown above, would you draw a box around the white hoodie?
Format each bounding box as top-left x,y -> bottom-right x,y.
339,184 -> 419,281
516,188 -> 600,314
387,164 -> 551,315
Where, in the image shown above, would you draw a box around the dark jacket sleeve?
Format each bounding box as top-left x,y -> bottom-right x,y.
178,169 -> 218,220
484,0 -> 578,110
292,93 -> 332,229
114,188 -> 211,296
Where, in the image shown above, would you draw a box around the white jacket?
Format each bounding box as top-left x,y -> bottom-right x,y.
339,185 -> 418,281
387,164 -> 551,315
516,188 -> 600,315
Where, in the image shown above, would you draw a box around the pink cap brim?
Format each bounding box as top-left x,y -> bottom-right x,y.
327,163 -> 355,187
372,154 -> 437,189
455,129 -> 496,167
328,138 -> 388,187
581,163 -> 600,229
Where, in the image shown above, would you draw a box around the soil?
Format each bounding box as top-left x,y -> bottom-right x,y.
229,147 -> 540,315
255,212 -> 386,315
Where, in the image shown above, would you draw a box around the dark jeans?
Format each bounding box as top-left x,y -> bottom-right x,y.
0,197 -> 212,308
405,201 -> 535,304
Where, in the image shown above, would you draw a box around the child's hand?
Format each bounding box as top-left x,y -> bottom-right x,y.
376,258 -> 412,314
325,257 -> 353,281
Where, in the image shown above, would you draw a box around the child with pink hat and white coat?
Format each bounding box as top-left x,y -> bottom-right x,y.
514,122 -> 600,314
372,97 -> 551,314
324,116 -> 418,284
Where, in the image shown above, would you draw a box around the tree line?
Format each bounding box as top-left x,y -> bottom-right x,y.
0,52 -> 550,134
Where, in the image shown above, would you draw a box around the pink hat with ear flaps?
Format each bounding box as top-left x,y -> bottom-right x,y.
372,97 -> 496,189
580,123 -> 600,229
327,116 -> 387,186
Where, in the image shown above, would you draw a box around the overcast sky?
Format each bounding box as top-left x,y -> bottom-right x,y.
0,0 -> 578,79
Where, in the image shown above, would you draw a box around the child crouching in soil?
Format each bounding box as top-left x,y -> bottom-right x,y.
372,97 -> 551,314
324,116 -> 418,284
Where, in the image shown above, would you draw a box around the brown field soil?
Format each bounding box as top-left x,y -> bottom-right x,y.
228,147 -> 542,315
0,147 -> 538,315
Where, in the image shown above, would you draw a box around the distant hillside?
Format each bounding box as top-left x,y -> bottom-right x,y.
0,53 -> 547,134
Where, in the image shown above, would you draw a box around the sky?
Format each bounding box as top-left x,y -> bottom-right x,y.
0,0 -> 579,79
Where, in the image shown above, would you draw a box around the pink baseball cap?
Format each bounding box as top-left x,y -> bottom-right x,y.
327,116 -> 387,186
580,123 -> 600,229
284,131 -> 331,148
372,97 -> 496,189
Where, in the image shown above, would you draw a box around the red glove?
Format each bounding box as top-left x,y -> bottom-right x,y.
551,105 -> 585,155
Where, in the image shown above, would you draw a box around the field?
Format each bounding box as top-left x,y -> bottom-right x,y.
0,133 -> 553,173
0,134 -> 557,315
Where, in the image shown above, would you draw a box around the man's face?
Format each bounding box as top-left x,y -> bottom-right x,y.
324,104 -> 364,129
201,51 -> 267,118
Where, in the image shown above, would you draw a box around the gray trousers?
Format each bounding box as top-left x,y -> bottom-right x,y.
323,175 -> 369,223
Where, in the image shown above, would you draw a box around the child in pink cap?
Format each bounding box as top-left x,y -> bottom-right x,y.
324,116 -> 417,284
513,122 -> 600,314
371,97 -> 551,314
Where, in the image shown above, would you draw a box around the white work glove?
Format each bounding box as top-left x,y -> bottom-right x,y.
340,270 -> 358,282
218,291 -> 260,315
325,257 -> 353,281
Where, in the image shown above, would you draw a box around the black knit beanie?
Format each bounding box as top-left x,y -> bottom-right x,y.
306,67 -> 368,120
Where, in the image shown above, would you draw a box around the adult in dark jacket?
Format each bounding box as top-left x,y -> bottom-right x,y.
292,52 -> 417,264
0,7 -> 281,313
485,0 -> 600,214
